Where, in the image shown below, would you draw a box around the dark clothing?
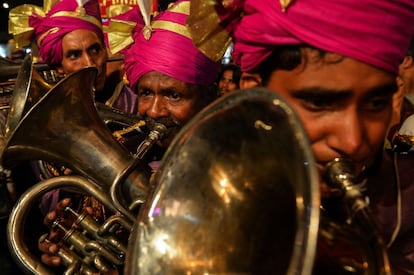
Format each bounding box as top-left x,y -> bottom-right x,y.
0,218 -> 24,274
367,150 -> 414,273
106,81 -> 138,115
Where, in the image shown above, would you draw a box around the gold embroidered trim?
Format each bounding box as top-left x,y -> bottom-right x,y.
186,0 -> 232,61
50,11 -> 102,29
280,0 -> 294,12
37,27 -> 59,45
106,4 -> 133,18
8,4 -> 45,47
169,1 -> 190,15
151,20 -> 191,39
104,19 -> 136,54
142,1 -> 190,40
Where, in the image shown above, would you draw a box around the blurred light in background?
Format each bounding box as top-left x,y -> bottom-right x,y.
222,43 -> 234,65
0,44 -> 7,58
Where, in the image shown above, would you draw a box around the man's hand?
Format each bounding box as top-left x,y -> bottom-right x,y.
38,198 -> 72,267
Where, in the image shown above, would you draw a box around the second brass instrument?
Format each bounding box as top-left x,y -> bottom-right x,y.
3,66 -> 161,274
126,88 -> 321,274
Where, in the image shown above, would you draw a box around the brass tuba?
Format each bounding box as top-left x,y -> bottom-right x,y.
1,54 -> 53,151
126,88 -> 392,274
2,54 -> 139,151
3,66 -> 155,274
2,66 -> 150,206
0,54 -> 54,228
126,88 -> 321,274
4,69 -> 393,274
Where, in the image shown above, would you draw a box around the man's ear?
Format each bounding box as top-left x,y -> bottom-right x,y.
401,56 -> 413,69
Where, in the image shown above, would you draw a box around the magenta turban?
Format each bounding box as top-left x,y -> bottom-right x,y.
29,0 -> 103,67
123,0 -> 220,91
231,0 -> 414,73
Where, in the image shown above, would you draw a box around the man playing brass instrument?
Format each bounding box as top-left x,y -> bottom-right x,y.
10,0 -> 108,96
5,0 -> 112,273
30,0 -> 219,273
188,0 -> 414,273
7,0 -> 141,273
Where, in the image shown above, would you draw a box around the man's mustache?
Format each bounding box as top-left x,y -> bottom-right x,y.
144,117 -> 181,130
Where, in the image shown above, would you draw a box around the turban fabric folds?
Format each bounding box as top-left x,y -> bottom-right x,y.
188,0 -> 414,74
103,7 -> 144,55
233,0 -> 414,74
123,0 -> 220,91
29,0 -> 103,67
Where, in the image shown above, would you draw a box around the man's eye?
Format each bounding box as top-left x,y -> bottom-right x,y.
67,53 -> 79,59
366,96 -> 392,112
301,97 -> 336,111
90,46 -> 101,55
168,92 -> 181,101
139,89 -> 152,97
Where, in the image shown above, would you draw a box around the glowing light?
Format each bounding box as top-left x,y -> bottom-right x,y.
211,164 -> 245,204
152,232 -> 173,255
3,2 -> 10,9
254,120 -> 272,130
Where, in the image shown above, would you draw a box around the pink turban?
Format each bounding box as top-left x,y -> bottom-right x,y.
123,0 -> 220,91
230,0 -> 414,74
29,0 -> 103,67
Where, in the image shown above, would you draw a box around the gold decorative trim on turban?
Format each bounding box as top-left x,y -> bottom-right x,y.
104,19 -> 137,54
43,0 -> 60,14
142,0 -> 189,40
8,4 -> 45,48
187,0 -> 232,62
106,4 -> 133,18
169,0 -> 190,14
280,0 -> 295,12
37,27 -> 59,45
137,0 -> 158,40
103,5 -> 134,54
50,11 -> 102,29
152,20 -> 192,40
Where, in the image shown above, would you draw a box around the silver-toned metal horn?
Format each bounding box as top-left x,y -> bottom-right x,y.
318,158 -> 392,275
1,67 -> 150,209
126,88 -> 321,274
3,67 -> 161,274
3,54 -> 53,147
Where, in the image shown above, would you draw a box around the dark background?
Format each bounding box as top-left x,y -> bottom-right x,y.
0,0 -> 43,43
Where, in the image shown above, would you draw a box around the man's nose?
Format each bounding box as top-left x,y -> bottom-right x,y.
81,54 -> 95,67
146,97 -> 168,119
328,111 -> 365,158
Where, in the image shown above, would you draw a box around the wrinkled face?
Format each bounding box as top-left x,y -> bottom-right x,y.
58,29 -> 108,92
266,49 -> 397,197
137,71 -> 211,147
218,69 -> 238,96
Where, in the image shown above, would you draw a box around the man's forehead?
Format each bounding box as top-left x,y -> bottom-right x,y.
139,72 -> 189,89
270,59 -> 397,98
62,30 -> 102,46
